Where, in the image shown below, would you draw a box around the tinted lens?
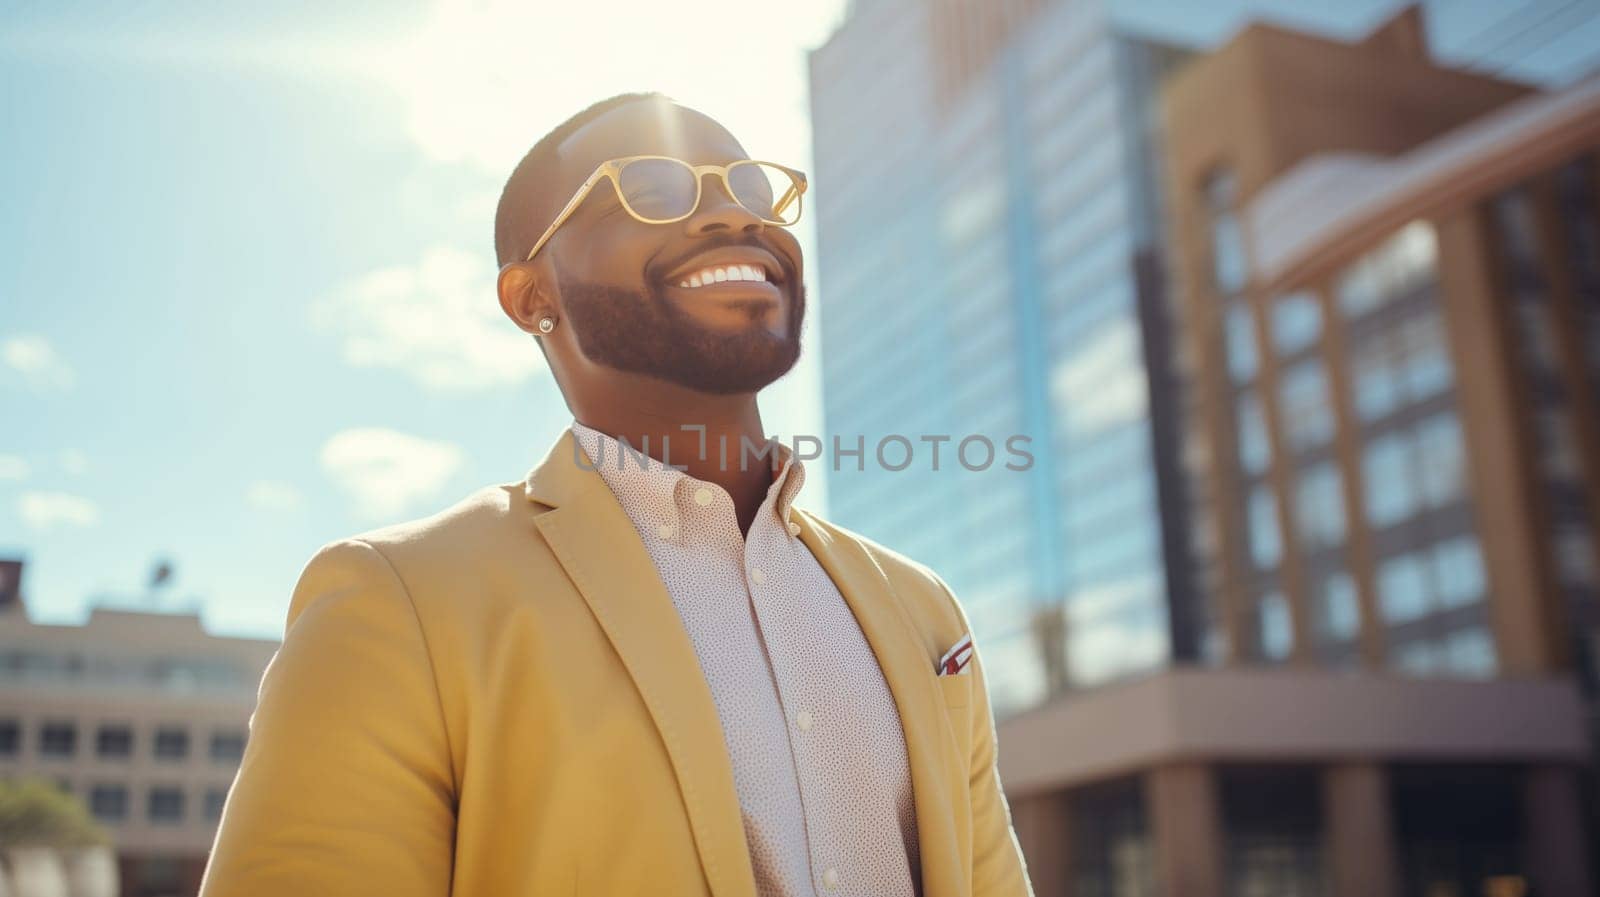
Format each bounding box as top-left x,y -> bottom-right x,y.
728,161 -> 803,225
617,158 -> 698,221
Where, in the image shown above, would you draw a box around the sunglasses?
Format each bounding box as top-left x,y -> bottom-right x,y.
524,155 -> 808,262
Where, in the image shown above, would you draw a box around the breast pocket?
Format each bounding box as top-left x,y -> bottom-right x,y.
936,673 -> 973,768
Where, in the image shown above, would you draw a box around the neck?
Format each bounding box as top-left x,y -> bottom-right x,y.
573,378 -> 775,535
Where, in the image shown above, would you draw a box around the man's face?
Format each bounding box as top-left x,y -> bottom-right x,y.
540,100 -> 805,395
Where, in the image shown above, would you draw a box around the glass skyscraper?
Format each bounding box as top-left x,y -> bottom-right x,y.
809,0 -> 1194,714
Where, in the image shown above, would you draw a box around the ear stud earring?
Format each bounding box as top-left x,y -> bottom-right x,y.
538,317 -> 555,334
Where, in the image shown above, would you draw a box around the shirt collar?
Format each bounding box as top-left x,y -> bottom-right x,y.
568,421 -> 806,539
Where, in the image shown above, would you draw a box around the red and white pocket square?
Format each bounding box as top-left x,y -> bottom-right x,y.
936,633 -> 974,676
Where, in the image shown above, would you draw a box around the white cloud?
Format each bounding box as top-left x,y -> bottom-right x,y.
246,480 -> 305,512
3,335 -> 75,391
314,246 -> 544,392
18,491 -> 100,530
58,449 -> 88,476
320,428 -> 464,519
0,455 -> 29,481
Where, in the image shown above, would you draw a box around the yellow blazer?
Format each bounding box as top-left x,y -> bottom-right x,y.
200,430 -> 1033,896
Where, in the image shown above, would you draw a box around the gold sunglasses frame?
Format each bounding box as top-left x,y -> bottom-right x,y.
524,155 -> 808,263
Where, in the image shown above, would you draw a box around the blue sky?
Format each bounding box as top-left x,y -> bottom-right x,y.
3,0 -> 1597,639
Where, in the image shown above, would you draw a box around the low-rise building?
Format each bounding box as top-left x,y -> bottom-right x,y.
0,562 -> 277,897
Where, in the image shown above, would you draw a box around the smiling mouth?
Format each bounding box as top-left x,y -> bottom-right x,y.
672,263 -> 773,290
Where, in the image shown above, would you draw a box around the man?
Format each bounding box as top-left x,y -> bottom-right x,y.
200,92 -> 1032,897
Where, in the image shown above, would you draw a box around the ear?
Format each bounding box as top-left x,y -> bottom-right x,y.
497,260 -> 558,335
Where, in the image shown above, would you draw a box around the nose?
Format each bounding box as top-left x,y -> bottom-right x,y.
683,172 -> 765,237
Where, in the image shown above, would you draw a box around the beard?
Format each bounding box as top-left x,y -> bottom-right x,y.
554,261 -> 804,395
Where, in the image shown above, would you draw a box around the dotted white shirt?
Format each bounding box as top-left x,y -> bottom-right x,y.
570,422 -> 921,897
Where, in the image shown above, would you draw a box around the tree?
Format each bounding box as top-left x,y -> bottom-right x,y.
0,780 -> 108,849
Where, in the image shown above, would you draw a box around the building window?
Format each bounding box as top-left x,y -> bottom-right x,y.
210,731 -> 246,764
1271,290 -> 1322,355
1248,486 -> 1282,569
1236,390 -> 1272,475
89,785 -> 128,823
1258,592 -> 1293,662
1555,524 -> 1599,588
1225,301 -> 1258,384
1295,460 -> 1346,551
204,787 -> 229,822
147,787 -> 185,824
1070,778 -> 1155,897
39,722 -> 76,758
1336,220 -> 1438,317
1353,308 -> 1455,422
96,725 -> 133,759
1363,432 -> 1417,527
1492,189 -> 1542,269
1278,360 -> 1334,451
1317,572 -> 1361,641
1206,168 -> 1248,294
1432,535 -> 1487,608
0,719 -> 18,756
1222,768 -> 1326,897
1390,627 -> 1499,679
1363,412 -> 1466,529
1377,553 -> 1430,624
1443,627 -> 1497,678
1389,638 -> 1439,675
1414,413 -> 1466,509
153,727 -> 189,761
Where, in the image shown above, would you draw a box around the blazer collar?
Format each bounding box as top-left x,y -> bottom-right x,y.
524,430 -> 963,897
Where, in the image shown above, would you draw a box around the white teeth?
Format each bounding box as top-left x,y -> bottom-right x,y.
676,263 -> 772,288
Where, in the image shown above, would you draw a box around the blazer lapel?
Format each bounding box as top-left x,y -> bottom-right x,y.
525,431 -> 758,897
793,509 -> 966,897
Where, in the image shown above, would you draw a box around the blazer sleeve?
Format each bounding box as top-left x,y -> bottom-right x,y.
924,573 -> 1032,897
198,539 -> 457,897
965,644 -> 1034,897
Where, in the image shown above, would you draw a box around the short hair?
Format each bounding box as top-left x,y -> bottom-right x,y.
493,91 -> 673,268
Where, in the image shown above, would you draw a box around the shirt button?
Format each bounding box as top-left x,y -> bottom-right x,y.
796,711 -> 813,731
787,521 -> 801,536
657,523 -> 675,539
693,488 -> 713,507
822,867 -> 839,890
751,567 -> 767,585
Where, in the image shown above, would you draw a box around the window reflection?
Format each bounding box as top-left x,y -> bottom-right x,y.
1316,572 -> 1360,642
1257,592 -> 1292,662
1390,626 -> 1497,678
1236,390 -> 1271,476
1336,220 -> 1438,317
1225,301 -> 1259,384
1248,486 -> 1282,569
1378,535 -> 1488,626
1350,307 -> 1454,423
1378,553 -> 1430,624
1278,360 -> 1335,452
1362,411 -> 1466,528
1295,460 -> 1346,551
1271,291 -> 1322,355
1433,536 -> 1487,608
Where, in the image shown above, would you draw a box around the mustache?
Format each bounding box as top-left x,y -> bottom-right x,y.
649,234 -> 797,283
